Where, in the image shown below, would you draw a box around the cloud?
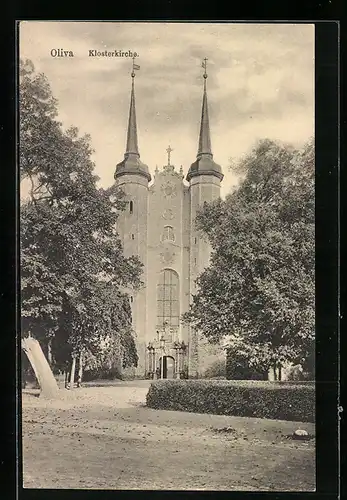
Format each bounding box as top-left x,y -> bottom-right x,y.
20,22 -> 314,199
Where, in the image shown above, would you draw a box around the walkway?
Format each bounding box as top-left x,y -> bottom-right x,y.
22,381 -> 315,491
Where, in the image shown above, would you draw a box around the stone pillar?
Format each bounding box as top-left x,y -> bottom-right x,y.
176,349 -> 180,379
153,348 -> 157,378
151,349 -> 155,376
146,347 -> 150,376
188,328 -> 199,378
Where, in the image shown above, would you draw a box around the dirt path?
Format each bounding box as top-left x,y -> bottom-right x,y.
22,383 -> 315,491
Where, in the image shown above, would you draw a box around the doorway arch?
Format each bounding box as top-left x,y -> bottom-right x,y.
158,356 -> 175,379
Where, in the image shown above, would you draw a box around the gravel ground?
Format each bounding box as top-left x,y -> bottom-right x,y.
22,382 -> 316,491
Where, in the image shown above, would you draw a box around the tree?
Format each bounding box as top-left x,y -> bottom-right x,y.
183,138 -> 315,377
22,336 -> 60,398
20,59 -> 142,391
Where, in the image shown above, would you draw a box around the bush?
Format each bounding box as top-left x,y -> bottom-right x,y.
203,358 -> 226,379
226,352 -> 268,380
83,365 -> 123,381
146,379 -> 315,423
286,364 -> 313,381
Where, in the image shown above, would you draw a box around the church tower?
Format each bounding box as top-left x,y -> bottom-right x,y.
186,59 -> 224,377
114,62 -> 151,376
114,59 -> 223,380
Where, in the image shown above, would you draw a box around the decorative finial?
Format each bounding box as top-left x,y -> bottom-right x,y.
202,57 -> 208,80
155,165 -> 159,174
166,145 -> 173,166
179,165 -> 183,175
131,56 -> 140,79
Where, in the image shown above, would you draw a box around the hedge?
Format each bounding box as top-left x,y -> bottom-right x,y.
146,379 -> 315,423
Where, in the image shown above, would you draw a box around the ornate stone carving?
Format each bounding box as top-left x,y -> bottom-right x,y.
160,249 -> 176,265
162,208 -> 174,220
161,181 -> 177,198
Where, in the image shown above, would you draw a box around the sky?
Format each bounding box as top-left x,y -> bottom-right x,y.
20,22 -> 314,198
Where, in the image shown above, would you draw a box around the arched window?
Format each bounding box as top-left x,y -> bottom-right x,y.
161,225 -> 175,242
157,269 -> 180,329
129,201 -> 133,214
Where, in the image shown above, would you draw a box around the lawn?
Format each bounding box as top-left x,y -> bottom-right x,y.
22,382 -> 315,491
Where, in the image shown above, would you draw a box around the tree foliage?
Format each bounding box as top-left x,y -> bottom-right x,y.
20,59 -> 141,371
184,138 -> 315,372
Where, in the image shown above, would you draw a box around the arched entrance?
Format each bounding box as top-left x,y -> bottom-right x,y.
158,356 -> 175,379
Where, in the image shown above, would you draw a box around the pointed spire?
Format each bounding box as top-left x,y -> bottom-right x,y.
115,60 -> 151,182
186,58 -> 223,183
197,59 -> 212,157
125,76 -> 139,156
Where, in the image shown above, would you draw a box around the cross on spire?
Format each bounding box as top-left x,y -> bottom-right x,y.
166,145 -> 173,166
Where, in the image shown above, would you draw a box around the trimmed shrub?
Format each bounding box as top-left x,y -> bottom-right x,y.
146,379 -> 315,423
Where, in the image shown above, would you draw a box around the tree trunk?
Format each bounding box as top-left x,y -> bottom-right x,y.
47,338 -> 53,365
69,355 -> 77,389
278,363 -> 282,381
64,367 -> 70,389
21,337 -> 59,399
77,352 -> 83,388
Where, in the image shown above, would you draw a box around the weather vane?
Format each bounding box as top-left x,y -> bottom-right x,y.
202,57 -> 208,79
131,56 -> 140,78
166,145 -> 173,166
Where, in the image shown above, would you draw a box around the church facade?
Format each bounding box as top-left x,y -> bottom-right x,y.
114,65 -> 225,378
